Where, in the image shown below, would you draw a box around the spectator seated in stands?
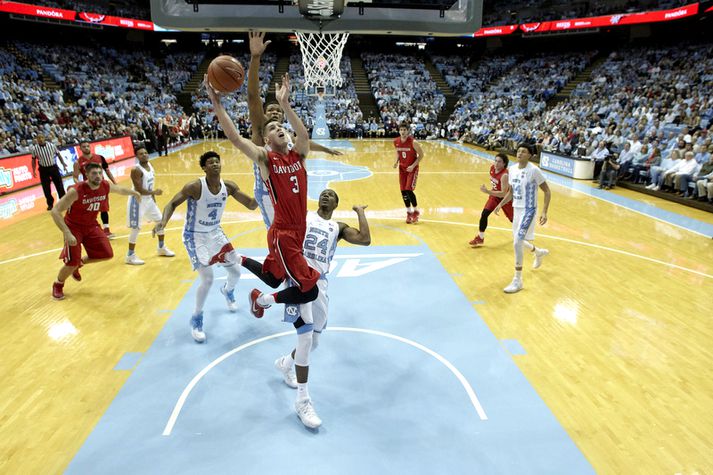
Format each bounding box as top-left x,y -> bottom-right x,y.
693,155 -> 713,202
651,151 -> 698,192
598,153 -> 621,190
645,149 -> 681,190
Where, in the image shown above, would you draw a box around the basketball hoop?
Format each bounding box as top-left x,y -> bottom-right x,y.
296,31 -> 350,90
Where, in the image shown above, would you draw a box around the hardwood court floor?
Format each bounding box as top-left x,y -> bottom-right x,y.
1,139 -> 711,474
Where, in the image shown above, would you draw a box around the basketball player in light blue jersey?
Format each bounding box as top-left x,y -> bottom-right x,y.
241,189 -> 371,428
495,143 -> 551,294
247,31 -> 343,229
154,151 -> 257,342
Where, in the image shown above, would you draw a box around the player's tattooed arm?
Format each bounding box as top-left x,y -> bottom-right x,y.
50,187 -> 79,245
226,181 -> 258,210
339,205 -> 371,246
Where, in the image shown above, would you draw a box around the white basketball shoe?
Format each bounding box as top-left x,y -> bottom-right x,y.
533,248 -> 549,269
503,278 -> 523,294
274,356 -> 298,389
295,398 -> 322,429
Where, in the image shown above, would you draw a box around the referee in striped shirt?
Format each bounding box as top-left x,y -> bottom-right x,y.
31,134 -> 68,210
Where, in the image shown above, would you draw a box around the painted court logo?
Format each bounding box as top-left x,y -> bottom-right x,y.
304,158 -> 372,200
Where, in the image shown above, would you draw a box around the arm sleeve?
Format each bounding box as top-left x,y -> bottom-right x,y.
100,156 -> 109,169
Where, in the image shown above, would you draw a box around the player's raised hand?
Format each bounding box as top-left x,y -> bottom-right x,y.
352,205 -> 368,214
64,231 -> 77,246
539,213 -> 548,225
275,74 -> 290,106
249,32 -> 272,56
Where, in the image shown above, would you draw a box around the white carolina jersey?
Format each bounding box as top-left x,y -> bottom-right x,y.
303,211 -> 340,276
184,177 -> 228,233
133,163 -> 155,200
509,162 -> 545,210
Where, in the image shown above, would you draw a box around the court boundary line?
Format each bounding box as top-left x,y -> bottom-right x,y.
439,141 -> 713,238
1,217 -> 710,279
162,326 -> 487,436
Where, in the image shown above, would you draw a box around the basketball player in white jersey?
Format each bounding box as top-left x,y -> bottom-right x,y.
125,146 -> 175,264
154,151 -> 258,342
495,143 -> 551,293
241,188 -> 371,428
246,31 -> 343,229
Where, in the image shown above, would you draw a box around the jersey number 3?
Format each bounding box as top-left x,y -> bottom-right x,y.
290,176 -> 299,193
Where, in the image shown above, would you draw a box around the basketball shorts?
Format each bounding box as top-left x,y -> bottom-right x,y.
399,167 -> 419,191
263,226 -> 320,292
182,227 -> 238,270
60,223 -> 114,266
484,196 -> 514,222
127,196 -> 162,229
512,207 -> 537,241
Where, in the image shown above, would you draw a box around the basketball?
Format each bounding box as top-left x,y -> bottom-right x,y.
207,55 -> 245,93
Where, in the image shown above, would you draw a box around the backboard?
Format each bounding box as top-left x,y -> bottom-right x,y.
150,0 -> 482,35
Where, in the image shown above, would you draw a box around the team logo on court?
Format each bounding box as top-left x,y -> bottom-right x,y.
304,158 -> 372,200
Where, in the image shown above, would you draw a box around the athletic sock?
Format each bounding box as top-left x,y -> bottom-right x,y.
297,383 -> 310,401
257,293 -> 276,307
127,249 -> 135,256
515,270 -> 522,280
478,232 -> 484,238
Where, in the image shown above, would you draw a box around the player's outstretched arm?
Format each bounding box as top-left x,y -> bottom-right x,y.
205,77 -> 267,165
539,181 -> 551,225
153,181 -> 199,236
72,161 -> 81,183
247,32 -> 271,142
275,74 -> 310,157
109,182 -> 141,199
226,181 -> 258,210
50,188 -> 79,246
339,205 -> 371,246
102,157 -> 117,184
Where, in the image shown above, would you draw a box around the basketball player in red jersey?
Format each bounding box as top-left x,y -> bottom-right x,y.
51,162 -> 140,300
73,140 -> 117,238
469,152 -> 514,246
392,122 -> 425,223
207,73 -> 319,309
208,73 -> 323,427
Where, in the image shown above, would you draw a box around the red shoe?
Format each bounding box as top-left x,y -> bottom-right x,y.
406,212 -> 413,224
52,281 -> 65,300
469,235 -> 484,247
412,210 -> 420,224
249,288 -> 269,318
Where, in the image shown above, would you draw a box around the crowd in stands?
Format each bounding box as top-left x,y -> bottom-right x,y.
1,41 -> 201,155
33,0 -> 150,20
192,51 -> 276,139
362,52 -> 445,137
444,51 -> 596,149
482,0 -> 691,26
288,53 -> 364,138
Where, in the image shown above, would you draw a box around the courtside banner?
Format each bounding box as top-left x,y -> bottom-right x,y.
474,24 -> 518,37
0,1 -> 157,30
519,2 -> 699,33
0,136 -> 136,194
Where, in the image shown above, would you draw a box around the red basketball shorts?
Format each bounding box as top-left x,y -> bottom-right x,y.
60,223 -> 114,266
263,226 -> 319,292
484,196 -> 514,222
399,167 -> 419,191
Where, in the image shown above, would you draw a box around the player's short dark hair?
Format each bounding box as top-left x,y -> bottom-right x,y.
517,143 -> 536,156
399,122 -> 410,130
264,101 -> 281,112
200,151 -> 220,168
85,162 -> 102,172
79,139 -> 91,145
135,145 -> 147,153
495,152 -> 509,168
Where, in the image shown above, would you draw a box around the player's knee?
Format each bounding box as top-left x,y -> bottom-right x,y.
294,330 -> 313,366
303,285 -> 318,303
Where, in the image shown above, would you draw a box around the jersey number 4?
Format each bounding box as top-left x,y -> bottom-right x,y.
87,202 -> 101,211
207,209 -> 219,220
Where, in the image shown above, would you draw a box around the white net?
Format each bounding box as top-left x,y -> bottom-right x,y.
296,32 -> 350,89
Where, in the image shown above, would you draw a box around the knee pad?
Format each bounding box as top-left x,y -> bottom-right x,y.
294,330 -> 313,367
